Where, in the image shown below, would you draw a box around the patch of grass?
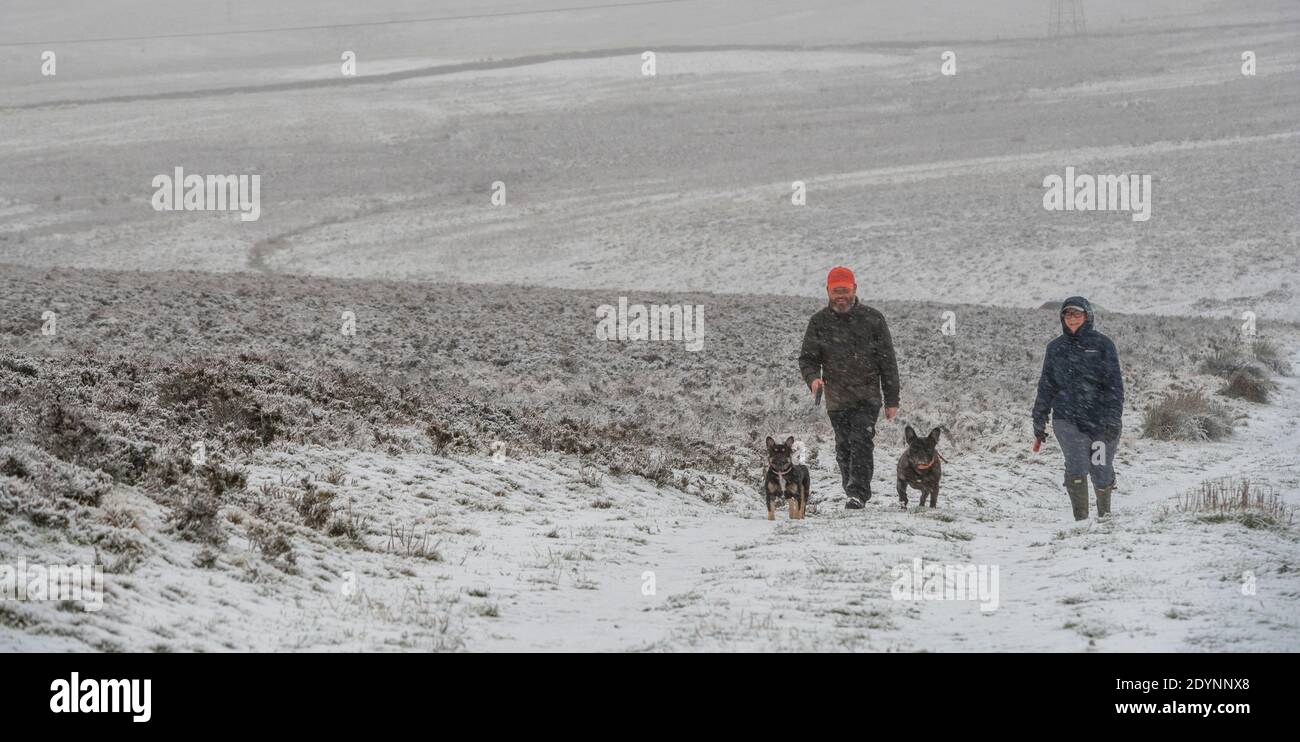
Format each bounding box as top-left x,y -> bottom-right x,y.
247,521 -> 295,566
1249,336 -> 1292,376
1141,391 -> 1233,441
1063,620 -> 1109,639
660,590 -> 702,610
327,502 -> 369,543
1219,365 -> 1275,403
192,548 -> 219,569
291,477 -> 335,530
0,604 -> 37,629
576,463 -> 605,488
1174,477 -> 1294,530
0,453 -> 28,478
0,358 -> 38,378
166,467 -> 243,548
386,522 -> 442,561
631,453 -> 674,487
1199,345 -> 1246,378
322,466 -> 349,486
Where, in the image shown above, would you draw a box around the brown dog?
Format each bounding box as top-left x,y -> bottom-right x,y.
765,436 -> 811,520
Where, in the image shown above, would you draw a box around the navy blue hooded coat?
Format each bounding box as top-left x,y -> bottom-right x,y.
1032,296 -> 1124,438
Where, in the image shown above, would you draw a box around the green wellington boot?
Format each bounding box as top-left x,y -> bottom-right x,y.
1095,484 -> 1114,518
1066,477 -> 1089,521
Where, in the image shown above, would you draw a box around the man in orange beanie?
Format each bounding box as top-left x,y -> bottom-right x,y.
798,266 -> 901,509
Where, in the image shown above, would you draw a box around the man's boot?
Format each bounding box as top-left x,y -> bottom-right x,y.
1066,477 -> 1089,521
1095,484 -> 1113,518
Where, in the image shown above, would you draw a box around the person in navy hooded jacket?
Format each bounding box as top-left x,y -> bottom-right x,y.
1031,296 -> 1124,520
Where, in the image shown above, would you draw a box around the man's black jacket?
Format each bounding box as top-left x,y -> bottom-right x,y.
799,299 -> 901,412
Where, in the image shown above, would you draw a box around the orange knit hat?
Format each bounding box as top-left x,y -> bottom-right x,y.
827,266 -> 856,290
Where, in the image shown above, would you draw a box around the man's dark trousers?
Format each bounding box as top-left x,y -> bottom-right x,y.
828,400 -> 880,501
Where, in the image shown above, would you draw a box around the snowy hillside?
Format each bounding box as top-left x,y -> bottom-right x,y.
2,267 -> 1296,650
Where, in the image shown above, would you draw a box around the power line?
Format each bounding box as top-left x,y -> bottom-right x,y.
0,0 -> 694,48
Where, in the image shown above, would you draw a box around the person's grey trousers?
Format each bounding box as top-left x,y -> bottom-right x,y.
1052,418 -> 1119,489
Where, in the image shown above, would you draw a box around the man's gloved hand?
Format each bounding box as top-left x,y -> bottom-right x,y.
1033,428 -> 1047,453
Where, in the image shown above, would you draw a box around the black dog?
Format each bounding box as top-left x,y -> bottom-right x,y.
896,426 -> 943,508
765,436 -> 811,520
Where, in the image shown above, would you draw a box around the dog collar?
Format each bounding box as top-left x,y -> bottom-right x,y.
769,464 -> 793,475
914,454 -> 939,471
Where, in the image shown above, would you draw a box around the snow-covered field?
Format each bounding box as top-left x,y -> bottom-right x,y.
1,0 -> 1298,651
2,3 -> 1297,320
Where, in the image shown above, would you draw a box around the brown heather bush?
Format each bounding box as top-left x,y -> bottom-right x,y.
164,463 -> 247,546
291,477 -> 335,530
246,520 -> 296,567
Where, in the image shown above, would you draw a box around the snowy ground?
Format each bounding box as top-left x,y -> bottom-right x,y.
4,339 -> 1295,652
